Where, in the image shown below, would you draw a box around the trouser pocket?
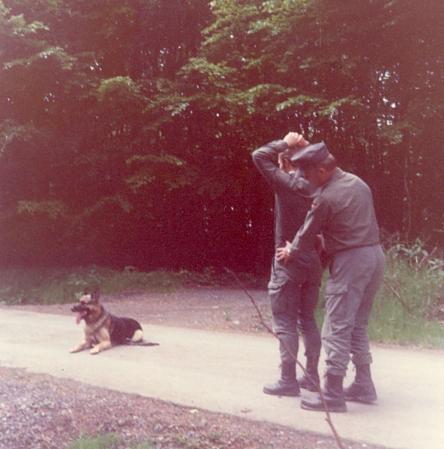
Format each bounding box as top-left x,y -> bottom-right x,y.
269,280 -> 293,316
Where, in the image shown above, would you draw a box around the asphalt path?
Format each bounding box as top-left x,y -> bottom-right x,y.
1,308 -> 443,449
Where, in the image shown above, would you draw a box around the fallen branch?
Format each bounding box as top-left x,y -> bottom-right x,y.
225,268 -> 346,449
384,278 -> 416,316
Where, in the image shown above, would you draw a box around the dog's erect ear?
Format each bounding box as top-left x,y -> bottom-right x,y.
91,287 -> 100,303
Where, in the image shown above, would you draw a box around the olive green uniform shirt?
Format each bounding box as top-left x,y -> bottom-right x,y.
291,168 -> 380,256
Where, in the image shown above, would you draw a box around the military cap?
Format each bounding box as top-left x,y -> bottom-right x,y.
290,141 -> 331,165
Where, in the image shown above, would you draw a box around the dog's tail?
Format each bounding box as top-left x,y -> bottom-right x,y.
125,340 -> 159,347
127,329 -> 159,346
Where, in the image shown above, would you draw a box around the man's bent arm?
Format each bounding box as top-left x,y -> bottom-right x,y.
290,197 -> 330,254
252,140 -> 316,198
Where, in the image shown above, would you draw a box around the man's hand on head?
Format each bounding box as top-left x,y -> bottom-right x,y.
283,132 -> 309,150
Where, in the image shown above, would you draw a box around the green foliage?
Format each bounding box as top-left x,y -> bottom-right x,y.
0,266 -> 264,305
0,0 -> 442,272
387,239 -> 444,276
69,434 -> 154,449
0,2 -> 48,44
180,57 -> 236,88
96,76 -> 145,105
377,240 -> 444,346
0,267 -> 186,305
126,154 -> 194,193
4,46 -> 75,70
275,95 -> 322,112
370,240 -> 443,347
17,200 -> 67,219
69,434 -> 121,449
369,247 -> 444,347
313,241 -> 444,348
0,120 -> 43,155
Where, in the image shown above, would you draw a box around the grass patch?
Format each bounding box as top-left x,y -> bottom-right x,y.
69,434 -> 120,449
313,241 -> 444,348
369,245 -> 444,348
69,434 -> 154,449
0,266 -> 264,306
0,267 -> 188,305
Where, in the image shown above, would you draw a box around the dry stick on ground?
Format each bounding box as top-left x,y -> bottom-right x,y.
225,268 -> 346,449
418,246 -> 437,270
384,279 -> 416,316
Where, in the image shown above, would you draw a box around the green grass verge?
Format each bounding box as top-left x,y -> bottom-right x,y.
69,434 -> 154,449
314,247 -> 444,349
369,252 -> 444,348
0,266 -> 264,305
0,266 -> 187,305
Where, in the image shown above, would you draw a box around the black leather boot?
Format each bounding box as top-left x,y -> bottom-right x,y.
298,356 -> 320,392
263,361 -> 300,397
301,374 -> 347,412
344,364 -> 377,403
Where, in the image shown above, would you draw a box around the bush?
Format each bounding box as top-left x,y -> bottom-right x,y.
368,239 -> 444,347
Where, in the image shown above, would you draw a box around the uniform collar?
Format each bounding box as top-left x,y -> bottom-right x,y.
322,167 -> 344,191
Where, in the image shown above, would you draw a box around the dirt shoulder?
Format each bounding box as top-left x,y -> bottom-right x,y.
0,366 -> 383,449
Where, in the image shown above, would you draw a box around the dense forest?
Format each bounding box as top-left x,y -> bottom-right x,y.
1,0 -> 443,272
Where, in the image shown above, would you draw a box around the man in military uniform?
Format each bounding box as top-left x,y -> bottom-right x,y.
276,142 -> 385,412
252,132 -> 322,396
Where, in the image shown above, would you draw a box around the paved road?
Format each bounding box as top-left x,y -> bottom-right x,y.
1,308 -> 443,449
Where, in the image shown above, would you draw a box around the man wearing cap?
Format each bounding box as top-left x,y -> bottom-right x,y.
276,141 -> 385,412
252,132 -> 323,397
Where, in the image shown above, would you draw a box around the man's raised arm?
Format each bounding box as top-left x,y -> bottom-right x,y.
251,133 -> 316,198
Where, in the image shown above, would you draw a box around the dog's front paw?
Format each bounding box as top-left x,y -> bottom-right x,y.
70,341 -> 90,353
70,346 -> 83,353
90,346 -> 101,355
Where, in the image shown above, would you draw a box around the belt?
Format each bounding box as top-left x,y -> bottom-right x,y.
331,242 -> 381,256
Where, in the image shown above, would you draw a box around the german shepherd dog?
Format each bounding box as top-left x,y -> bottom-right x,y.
70,289 -> 145,354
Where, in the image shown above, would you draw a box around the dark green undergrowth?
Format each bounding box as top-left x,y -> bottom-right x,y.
314,241 -> 444,348
368,242 -> 444,348
0,265 -> 265,306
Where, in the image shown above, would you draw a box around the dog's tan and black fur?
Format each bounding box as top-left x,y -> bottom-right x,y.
70,289 -> 144,354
